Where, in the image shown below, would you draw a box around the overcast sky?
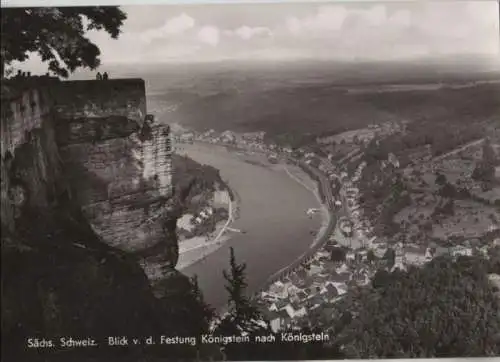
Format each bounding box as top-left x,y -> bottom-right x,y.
16,1 -> 500,70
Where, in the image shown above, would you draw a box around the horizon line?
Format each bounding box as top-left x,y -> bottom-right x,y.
96,54 -> 500,70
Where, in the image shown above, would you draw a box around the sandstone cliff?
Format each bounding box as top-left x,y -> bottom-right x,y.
1,78 -> 217,361
1,201 -> 216,361
52,79 -> 177,265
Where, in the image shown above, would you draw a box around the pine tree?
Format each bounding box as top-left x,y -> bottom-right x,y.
222,247 -> 259,329
383,248 -> 396,269
367,249 -> 376,264
190,275 -> 215,333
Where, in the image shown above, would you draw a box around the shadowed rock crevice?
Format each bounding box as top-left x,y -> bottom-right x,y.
1,79 -> 208,361
1,196 -> 213,361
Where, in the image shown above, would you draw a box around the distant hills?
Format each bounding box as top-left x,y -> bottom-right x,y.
68,53 -> 500,84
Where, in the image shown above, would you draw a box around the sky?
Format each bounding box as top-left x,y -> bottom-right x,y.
11,1 -> 500,71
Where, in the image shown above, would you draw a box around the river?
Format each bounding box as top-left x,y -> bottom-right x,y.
178,143 -> 322,310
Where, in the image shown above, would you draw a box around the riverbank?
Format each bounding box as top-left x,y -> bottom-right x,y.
178,142 -> 323,309
282,164 -> 331,248
177,189 -> 237,270
252,161 -> 336,295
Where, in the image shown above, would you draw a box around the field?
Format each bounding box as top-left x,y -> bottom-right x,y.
430,200 -> 498,239
393,137 -> 500,244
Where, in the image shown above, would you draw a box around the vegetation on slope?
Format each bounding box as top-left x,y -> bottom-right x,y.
1,195 -> 217,362
172,154 -> 232,239
173,154 -> 225,212
212,247 -> 345,361
210,247 -> 500,360
329,253 -> 500,358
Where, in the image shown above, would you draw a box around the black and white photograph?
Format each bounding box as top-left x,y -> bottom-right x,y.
1,1 -> 500,361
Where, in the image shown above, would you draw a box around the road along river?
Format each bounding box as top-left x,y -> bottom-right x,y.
177,143 -> 323,310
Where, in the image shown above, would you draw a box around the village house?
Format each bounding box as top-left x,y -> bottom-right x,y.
316,249 -> 330,260
434,246 -> 452,257
260,291 -> 279,303
391,257 -> 408,272
268,310 -> 290,333
284,303 -> 307,319
286,282 -> 301,297
332,272 -> 351,284
488,274 -> 500,296
268,298 -> 288,312
307,261 -> 323,276
289,273 -> 303,286
299,276 -> 316,291
179,132 -> 194,142
306,295 -> 325,310
352,210 -> 362,219
345,250 -> 356,263
296,290 -> 307,302
322,260 -> 337,274
451,245 -> 473,258
320,284 -> 339,303
403,245 -> 430,265
294,269 -> 309,287
290,289 -> 307,304
350,270 -> 366,284
268,281 -> 289,299
332,282 -> 348,296
388,153 -> 400,168
373,246 -> 388,259
478,245 -> 490,257
336,262 -> 350,274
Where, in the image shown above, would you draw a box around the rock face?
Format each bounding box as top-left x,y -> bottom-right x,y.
52,79 -> 177,265
1,79 -> 62,233
1,203 -> 208,361
2,78 -> 177,264
0,78 -> 209,361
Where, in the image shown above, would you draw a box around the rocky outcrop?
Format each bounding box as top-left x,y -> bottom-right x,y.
52,79 -> 176,266
1,78 -> 62,234
2,78 -> 177,265
1,202 -> 212,361
0,78 -> 216,361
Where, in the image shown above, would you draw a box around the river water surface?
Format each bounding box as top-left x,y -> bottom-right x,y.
178,143 -> 322,309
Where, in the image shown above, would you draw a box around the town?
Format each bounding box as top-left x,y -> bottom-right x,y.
174,120 -> 500,332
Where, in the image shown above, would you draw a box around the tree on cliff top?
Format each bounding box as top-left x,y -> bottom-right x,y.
1,7 -> 126,78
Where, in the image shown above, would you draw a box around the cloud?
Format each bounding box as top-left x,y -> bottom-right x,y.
360,5 -> 387,27
92,2 -> 500,62
13,2 -> 500,69
284,5 -> 404,37
139,13 -> 195,43
197,26 -> 220,46
388,10 -> 411,28
232,26 -> 272,40
286,6 -> 348,35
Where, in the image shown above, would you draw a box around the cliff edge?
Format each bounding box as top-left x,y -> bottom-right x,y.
1,78 -> 215,361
